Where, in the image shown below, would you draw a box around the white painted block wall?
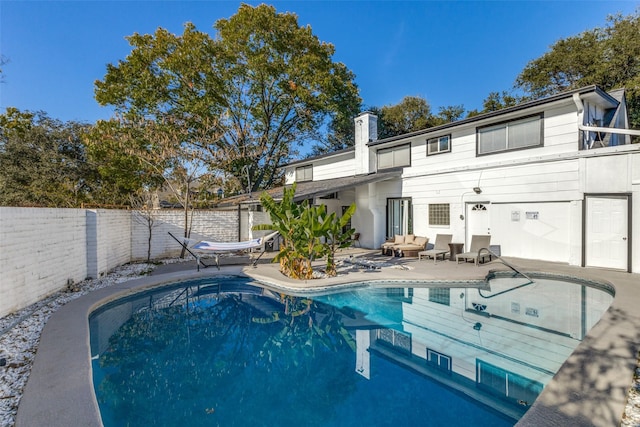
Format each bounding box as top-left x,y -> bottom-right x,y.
93,209 -> 132,278
1,207 -> 246,318
0,207 -> 88,318
131,209 -> 241,261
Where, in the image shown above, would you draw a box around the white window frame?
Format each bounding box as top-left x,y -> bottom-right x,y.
427,135 -> 451,156
477,114 -> 543,155
377,143 -> 411,169
427,348 -> 452,373
295,165 -> 313,182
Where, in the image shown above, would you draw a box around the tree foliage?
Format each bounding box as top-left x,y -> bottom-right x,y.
480,91 -> 521,113
516,11 -> 640,128
434,104 -> 467,124
376,96 -> 433,139
371,10 -> 640,138
94,4 -> 361,192
0,108 -> 97,207
97,289 -> 356,425
370,96 -> 470,139
87,116 -> 218,238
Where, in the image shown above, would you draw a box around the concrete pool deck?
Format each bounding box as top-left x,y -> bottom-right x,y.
15,252 -> 640,427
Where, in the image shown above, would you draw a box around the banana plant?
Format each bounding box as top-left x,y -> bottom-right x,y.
255,183 -> 357,279
256,184 -> 318,279
321,203 -> 356,276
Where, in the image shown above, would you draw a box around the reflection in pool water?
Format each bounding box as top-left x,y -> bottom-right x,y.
90,275 -> 613,427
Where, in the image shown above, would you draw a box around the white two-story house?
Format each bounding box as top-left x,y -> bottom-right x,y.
281,85 -> 640,273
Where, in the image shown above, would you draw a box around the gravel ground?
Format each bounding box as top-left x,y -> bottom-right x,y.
0,262 -> 156,427
0,261 -> 639,427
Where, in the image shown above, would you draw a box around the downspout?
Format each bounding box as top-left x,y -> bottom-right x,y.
572,93 -> 640,137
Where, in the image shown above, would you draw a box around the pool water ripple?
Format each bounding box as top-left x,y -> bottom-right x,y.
90,275 -> 613,427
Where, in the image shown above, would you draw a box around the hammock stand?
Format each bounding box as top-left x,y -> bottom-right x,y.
168,231 -> 279,271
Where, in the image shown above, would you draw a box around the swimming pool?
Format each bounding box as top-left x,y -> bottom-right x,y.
89,274 -> 613,426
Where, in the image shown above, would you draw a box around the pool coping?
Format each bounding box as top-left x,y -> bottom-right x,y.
14,257 -> 640,427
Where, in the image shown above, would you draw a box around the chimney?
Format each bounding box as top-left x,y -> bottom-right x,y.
354,112 -> 377,175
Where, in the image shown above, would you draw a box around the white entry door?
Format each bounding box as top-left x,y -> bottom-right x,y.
585,196 -> 628,270
465,202 -> 490,247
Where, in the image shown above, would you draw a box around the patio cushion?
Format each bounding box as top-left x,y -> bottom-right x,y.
413,236 -> 428,247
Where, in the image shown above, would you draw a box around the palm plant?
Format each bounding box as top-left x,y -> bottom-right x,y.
321,203 -> 356,276
256,184 -> 356,279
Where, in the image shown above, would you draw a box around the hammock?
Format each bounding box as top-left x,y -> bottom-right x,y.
168,231 -> 279,270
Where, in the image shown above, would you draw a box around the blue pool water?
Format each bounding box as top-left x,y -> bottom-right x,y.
90,275 -> 613,427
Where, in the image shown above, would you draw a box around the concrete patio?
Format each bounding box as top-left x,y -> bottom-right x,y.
15,250 -> 640,426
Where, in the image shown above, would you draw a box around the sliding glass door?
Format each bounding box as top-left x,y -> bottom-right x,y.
386,198 -> 412,238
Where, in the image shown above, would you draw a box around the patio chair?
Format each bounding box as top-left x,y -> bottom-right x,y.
418,234 -> 453,264
351,232 -> 361,248
456,235 -> 492,266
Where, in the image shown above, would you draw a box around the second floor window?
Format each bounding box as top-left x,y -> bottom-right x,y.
427,135 -> 451,155
378,143 -> 411,169
477,114 -> 542,155
295,165 -> 313,182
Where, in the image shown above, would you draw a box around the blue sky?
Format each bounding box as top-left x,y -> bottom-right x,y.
0,1 -> 637,124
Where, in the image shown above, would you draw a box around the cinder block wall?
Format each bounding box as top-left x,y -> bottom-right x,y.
0,207 -> 251,318
0,207 -> 88,317
94,209 -> 132,278
131,209 -> 240,261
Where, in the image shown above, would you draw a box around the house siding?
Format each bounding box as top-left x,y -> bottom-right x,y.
284,152 -> 355,184
291,87 -> 639,272
311,155 -> 356,181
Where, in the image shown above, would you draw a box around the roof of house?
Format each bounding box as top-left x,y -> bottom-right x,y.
368,85 -> 618,147
282,85 -> 619,168
285,146 -> 354,168
216,170 -> 402,207
220,85 -> 622,209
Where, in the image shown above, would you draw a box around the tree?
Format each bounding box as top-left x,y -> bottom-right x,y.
130,190 -> 160,262
91,22 -> 223,213
371,97 -> 474,138
515,11 -> 640,129
516,30 -> 602,98
0,108 -> 97,207
85,120 -> 160,206
94,4 -> 361,193
480,91 -> 521,112
211,4 -> 361,188
87,116 -> 218,240
322,203 -> 356,277
434,105 -> 466,124
376,96 -> 433,139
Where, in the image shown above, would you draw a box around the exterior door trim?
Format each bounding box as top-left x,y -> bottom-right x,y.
582,193 -> 631,273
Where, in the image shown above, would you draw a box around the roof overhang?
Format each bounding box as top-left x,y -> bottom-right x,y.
287,170 -> 402,202
222,170 -> 401,207
368,85 -> 618,148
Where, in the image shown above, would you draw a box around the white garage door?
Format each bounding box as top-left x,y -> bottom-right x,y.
585,196 -> 629,270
